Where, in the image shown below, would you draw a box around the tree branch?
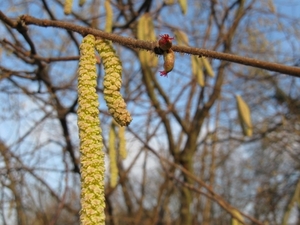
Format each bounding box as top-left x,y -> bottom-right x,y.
1,11 -> 300,77
128,127 -> 264,225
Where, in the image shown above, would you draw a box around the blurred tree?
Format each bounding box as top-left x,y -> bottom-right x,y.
0,0 -> 300,224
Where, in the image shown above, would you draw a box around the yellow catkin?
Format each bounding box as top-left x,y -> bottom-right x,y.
174,30 -> 189,46
109,122 -> 118,188
137,13 -> 158,67
118,126 -> 127,159
79,0 -> 86,7
178,0 -> 187,14
78,34 -> 105,225
231,209 -> 244,225
201,57 -> 215,77
95,39 -> 132,126
192,56 -> 204,87
104,0 -> 113,33
174,31 -> 204,86
162,49 -> 175,75
64,0 -> 73,15
236,95 -> 253,137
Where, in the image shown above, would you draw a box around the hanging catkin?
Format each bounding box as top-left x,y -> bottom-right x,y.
77,34 -> 105,225
95,38 -> 132,126
64,0 -> 73,15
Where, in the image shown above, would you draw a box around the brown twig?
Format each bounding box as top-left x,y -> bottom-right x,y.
1,11 -> 300,77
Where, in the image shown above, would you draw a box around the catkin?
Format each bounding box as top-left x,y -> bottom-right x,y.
95,39 -> 132,126
78,34 -> 105,225
137,14 -> 158,67
236,95 -> 253,137
64,0 -> 73,15
79,0 -> 86,6
109,122 -> 118,188
201,57 -> 215,77
104,0 -> 113,33
118,126 -> 127,159
160,49 -> 175,76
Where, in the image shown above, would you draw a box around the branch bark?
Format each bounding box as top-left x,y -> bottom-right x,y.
1,11 -> 300,77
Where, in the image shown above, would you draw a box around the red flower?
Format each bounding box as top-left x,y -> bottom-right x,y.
159,70 -> 168,77
158,34 -> 175,77
159,34 -> 174,51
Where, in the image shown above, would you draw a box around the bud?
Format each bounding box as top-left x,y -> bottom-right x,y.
158,34 -> 174,51
160,49 -> 175,76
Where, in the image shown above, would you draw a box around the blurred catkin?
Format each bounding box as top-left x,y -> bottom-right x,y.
64,0 -> 73,15
118,126 -> 127,159
109,122 -> 118,188
79,0 -> 86,7
104,0 -> 113,33
236,95 -> 253,137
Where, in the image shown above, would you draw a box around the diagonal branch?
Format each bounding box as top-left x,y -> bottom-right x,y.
128,127 -> 264,225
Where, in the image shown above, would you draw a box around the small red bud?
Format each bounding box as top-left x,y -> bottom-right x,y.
158,34 -> 174,51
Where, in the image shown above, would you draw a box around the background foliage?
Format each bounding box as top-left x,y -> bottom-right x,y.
0,0 -> 300,224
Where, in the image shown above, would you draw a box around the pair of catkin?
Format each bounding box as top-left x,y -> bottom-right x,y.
79,35 -> 131,127
78,34 -> 131,225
